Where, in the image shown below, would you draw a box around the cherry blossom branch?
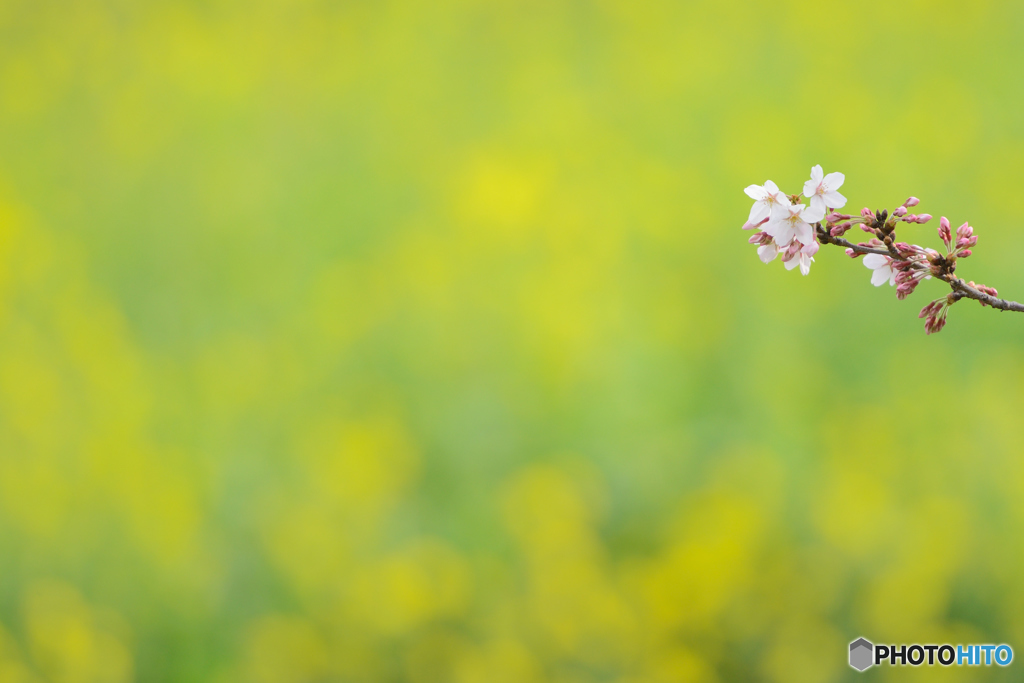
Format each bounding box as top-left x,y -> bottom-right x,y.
742,166 -> 1023,333
819,231 -> 1024,313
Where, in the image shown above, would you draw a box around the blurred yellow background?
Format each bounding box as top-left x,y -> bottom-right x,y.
1,1 -> 1023,681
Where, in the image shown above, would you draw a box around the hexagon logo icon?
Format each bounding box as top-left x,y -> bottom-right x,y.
849,638 -> 874,671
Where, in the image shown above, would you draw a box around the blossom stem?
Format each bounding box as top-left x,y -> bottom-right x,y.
817,227 -> 1024,314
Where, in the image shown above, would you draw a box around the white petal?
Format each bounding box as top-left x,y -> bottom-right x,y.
764,180 -> 780,194
748,201 -> 771,224
744,184 -> 767,200
803,178 -> 818,197
794,221 -> 814,246
864,253 -> 888,270
824,190 -> 847,209
784,255 -> 800,270
774,223 -> 795,247
802,201 -> 825,223
888,269 -> 897,286
870,266 -> 890,286
810,164 -> 823,182
757,244 -> 778,263
862,254 -> 887,269
769,201 -> 790,220
800,254 -> 812,276
823,171 -> 845,189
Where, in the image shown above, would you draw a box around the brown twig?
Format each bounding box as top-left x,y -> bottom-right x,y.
818,227 -> 1024,314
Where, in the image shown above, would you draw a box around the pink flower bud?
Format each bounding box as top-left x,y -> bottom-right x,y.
861,224 -> 876,233
938,216 -> 952,243
742,217 -> 769,230
802,240 -> 820,256
959,249 -> 972,257
956,222 -> 973,239
915,214 -> 933,224
861,207 -> 873,218
966,282 -> 997,304
925,315 -> 947,335
896,281 -> 919,300
894,206 -> 908,217
904,197 -> 920,208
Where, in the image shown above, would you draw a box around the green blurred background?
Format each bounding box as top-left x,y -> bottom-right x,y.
1,1 -> 1024,681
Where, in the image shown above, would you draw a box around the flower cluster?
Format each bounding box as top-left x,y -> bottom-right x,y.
856,239 -> 931,300
743,165 -> 845,276
740,166 -> 1022,333
918,296 -> 952,335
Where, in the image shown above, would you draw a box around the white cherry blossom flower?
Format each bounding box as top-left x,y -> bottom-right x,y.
863,253 -> 897,286
803,165 -> 846,215
784,251 -> 813,276
744,180 -> 790,225
757,243 -> 779,263
766,201 -> 824,247
782,241 -> 818,276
